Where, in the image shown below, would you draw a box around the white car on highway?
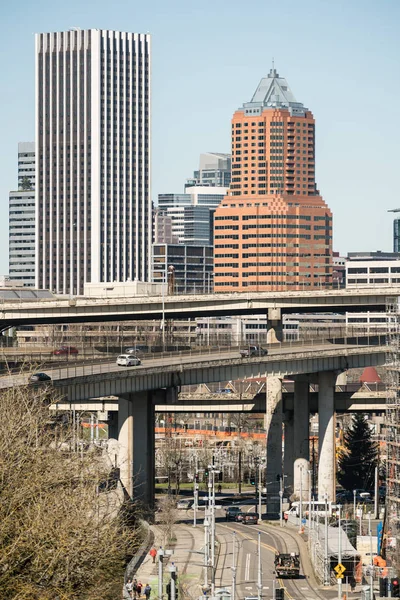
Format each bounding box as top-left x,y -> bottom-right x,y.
116,354 -> 141,367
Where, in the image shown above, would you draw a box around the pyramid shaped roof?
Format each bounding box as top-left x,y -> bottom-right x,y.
242,68 -> 307,113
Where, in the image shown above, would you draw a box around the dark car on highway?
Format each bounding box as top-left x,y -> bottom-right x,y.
243,512 -> 258,525
225,506 -> 242,521
29,372 -> 52,383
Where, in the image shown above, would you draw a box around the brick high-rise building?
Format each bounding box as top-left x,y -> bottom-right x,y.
214,68 -> 332,291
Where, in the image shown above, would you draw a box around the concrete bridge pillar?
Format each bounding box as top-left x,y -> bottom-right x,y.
118,391 -> 156,507
293,380 -> 310,500
318,371 -> 336,501
267,308 -> 283,344
283,411 -> 294,495
117,397 -> 134,499
266,376 -> 283,515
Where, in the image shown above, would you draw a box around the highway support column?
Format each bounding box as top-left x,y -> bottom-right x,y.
267,308 -> 283,344
293,379 -> 310,500
266,375 -> 283,515
118,391 -> 156,507
283,410 -> 294,495
318,371 -> 336,501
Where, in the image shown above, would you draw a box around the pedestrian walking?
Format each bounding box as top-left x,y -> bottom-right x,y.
149,546 -> 157,564
217,484 -> 222,494
132,579 -> 138,599
126,579 -> 133,598
144,583 -> 151,600
136,581 -> 143,598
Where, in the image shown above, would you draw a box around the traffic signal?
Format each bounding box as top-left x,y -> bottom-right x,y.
392,578 -> 400,598
276,474 -> 281,482
380,577 -> 388,597
250,475 -> 255,486
275,588 -> 284,600
204,467 -> 209,478
195,473 -> 199,483
166,582 -> 179,600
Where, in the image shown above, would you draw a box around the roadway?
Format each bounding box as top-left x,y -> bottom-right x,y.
178,499 -> 348,600
0,286 -> 398,329
0,340 -> 385,395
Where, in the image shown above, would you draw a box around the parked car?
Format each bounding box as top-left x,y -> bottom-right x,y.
53,346 -> 79,356
177,498 -> 193,510
225,506 -> 242,521
29,372 -> 52,383
243,512 -> 258,525
116,354 -> 141,367
240,345 -> 268,358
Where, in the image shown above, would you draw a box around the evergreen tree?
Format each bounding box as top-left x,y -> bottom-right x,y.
337,413 -> 378,491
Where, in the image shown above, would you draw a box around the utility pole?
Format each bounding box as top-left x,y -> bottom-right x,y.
211,467 -> 216,594
193,454 -> 198,528
338,505 -> 342,600
279,473 -> 283,527
374,466 -> 379,519
157,547 -> 164,600
299,464 -> 304,532
169,563 -> 177,600
257,531 -> 262,600
368,511 -> 373,599
231,532 -> 237,600
238,449 -> 242,495
324,493 -> 330,586
204,514 -> 209,590
308,469 -> 312,547
258,460 -> 263,520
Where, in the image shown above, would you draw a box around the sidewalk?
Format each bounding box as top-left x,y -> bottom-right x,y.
124,522 -> 206,600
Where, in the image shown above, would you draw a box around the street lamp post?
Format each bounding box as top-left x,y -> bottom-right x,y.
338,505 -> 342,600
203,515 -> 209,589
231,532 -> 237,600
368,511 -> 373,599
157,547 -> 164,600
257,531 -> 262,600
299,464 -> 304,532
308,469 -> 312,546
324,493 -> 330,586
353,489 -> 357,521
258,460 -> 265,520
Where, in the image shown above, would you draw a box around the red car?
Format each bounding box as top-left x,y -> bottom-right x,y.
53,346 -> 79,356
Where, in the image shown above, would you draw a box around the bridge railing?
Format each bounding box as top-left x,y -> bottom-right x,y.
0,326 -> 388,385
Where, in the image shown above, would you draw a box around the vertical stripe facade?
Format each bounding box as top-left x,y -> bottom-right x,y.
35,29 -> 151,294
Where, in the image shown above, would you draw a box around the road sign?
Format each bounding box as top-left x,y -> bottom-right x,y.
334,564 -> 346,575
336,574 -> 344,580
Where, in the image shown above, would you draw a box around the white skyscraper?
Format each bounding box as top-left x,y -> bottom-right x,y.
35,29 -> 151,294
9,142 -> 36,286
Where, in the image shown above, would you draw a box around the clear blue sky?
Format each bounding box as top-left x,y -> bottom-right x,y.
1,0 -> 399,275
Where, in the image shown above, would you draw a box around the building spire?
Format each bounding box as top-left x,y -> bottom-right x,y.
269,58 -> 277,78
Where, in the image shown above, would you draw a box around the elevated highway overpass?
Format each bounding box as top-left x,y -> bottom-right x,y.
0,286 -> 398,329
4,339 -> 387,510
0,340 -> 384,401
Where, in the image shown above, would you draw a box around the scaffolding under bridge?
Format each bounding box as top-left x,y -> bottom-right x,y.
385,296 -> 400,569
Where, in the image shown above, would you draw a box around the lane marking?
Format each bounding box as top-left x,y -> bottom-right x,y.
245,553 -> 251,581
